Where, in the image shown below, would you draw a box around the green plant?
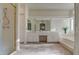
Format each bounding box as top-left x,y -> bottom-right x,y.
63,27 -> 68,34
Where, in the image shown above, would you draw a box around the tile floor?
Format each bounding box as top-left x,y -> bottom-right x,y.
13,44 -> 72,55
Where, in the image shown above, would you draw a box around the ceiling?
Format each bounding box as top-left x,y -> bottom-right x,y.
28,3 -> 74,10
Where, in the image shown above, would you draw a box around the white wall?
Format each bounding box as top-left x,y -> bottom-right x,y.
51,18 -> 65,33
17,4 -> 28,43
27,19 -> 51,31
51,18 -> 72,34
26,31 -> 60,42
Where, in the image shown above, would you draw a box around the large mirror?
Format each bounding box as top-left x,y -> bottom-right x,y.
40,23 -> 45,31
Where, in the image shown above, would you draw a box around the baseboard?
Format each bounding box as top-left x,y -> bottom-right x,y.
10,51 -> 16,55
20,42 -> 24,44
27,42 -> 59,44
47,42 -> 59,44
60,42 -> 73,54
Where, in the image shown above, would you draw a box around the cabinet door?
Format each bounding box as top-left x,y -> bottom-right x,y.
39,35 -> 47,43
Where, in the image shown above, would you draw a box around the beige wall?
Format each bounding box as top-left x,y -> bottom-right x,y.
0,4 -> 4,54
29,9 -> 73,17
0,3 -> 16,55
74,3 -> 79,54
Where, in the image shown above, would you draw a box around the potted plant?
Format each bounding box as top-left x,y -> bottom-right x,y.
63,27 -> 68,34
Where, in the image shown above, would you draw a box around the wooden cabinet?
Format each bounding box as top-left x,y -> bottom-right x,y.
39,35 -> 47,43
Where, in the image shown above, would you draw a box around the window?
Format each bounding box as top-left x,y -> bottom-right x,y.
27,23 -> 31,30
63,18 -> 74,33
27,20 -> 31,30
71,19 -> 74,31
